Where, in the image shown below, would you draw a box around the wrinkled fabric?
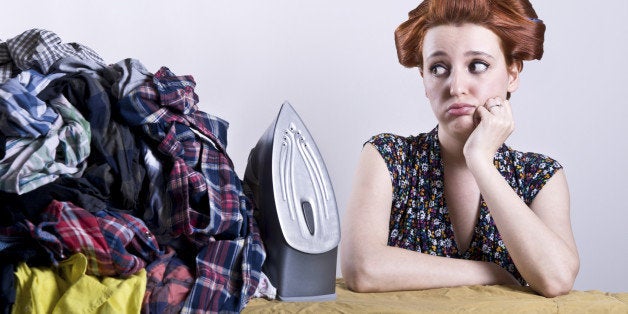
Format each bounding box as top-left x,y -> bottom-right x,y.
117,67 -> 268,313
0,226 -> 52,269
13,253 -> 146,314
0,131 -> 5,160
49,55 -> 107,82
0,70 -> 62,138
0,71 -> 91,194
103,58 -> 153,100
0,263 -> 15,314
138,141 -> 173,243
39,71 -> 144,211
142,246 -> 194,314
253,272 -> 276,299
2,29 -> 273,313
0,42 -> 14,84
0,177 -> 108,232
0,29 -> 105,84
5,200 -> 159,277
117,66 -> 232,240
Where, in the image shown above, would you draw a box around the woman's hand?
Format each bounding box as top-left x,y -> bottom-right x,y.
463,97 -> 514,168
460,98 -> 579,297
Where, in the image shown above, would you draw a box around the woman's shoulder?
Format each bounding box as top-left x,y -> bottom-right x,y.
364,131 -> 435,176
367,133 -> 407,147
366,132 -> 430,151
501,146 -> 562,171
499,146 -> 563,201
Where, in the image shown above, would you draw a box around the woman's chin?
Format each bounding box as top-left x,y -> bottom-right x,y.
441,118 -> 475,138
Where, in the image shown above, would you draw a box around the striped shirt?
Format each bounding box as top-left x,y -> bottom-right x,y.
0,70 -> 91,194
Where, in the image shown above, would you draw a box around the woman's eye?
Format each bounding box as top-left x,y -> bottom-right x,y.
430,64 -> 448,76
469,61 -> 489,73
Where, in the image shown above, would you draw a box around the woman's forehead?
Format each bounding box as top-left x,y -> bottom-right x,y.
422,23 -> 504,59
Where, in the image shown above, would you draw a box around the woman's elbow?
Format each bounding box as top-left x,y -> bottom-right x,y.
537,280 -> 572,298
341,256 -> 379,293
536,263 -> 579,298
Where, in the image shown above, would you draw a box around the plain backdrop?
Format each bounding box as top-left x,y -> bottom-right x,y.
2,0 -> 626,292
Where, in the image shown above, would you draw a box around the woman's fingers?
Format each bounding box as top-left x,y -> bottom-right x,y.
481,98 -> 513,131
485,97 -> 510,113
464,97 -> 515,165
473,105 -> 486,126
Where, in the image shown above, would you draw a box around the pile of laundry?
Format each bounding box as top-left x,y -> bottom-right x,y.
0,29 -> 275,314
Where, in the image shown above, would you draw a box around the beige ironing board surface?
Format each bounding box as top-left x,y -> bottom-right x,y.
244,278 -> 628,313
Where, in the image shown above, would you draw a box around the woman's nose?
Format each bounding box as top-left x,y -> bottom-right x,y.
449,70 -> 469,96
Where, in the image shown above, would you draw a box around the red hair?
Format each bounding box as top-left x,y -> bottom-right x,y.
395,0 -> 545,70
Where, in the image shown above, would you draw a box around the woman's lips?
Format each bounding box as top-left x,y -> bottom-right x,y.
447,103 -> 476,116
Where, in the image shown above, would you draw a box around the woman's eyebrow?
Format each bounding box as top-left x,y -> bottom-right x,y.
425,50 -> 495,60
465,50 -> 495,59
425,50 -> 447,60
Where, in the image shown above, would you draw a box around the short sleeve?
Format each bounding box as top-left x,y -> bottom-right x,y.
366,133 -> 410,193
520,152 -> 563,201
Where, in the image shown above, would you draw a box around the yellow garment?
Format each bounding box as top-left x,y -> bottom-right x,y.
13,253 -> 146,314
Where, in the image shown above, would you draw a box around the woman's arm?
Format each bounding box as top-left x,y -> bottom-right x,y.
340,144 -> 519,293
464,101 -> 580,297
467,163 -> 579,297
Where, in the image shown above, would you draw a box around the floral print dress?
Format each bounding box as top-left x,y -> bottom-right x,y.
367,127 -> 562,285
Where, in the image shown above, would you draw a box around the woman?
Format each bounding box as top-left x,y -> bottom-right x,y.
340,0 -> 579,297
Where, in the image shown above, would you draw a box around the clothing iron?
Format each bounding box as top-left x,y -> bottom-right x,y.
244,101 -> 340,302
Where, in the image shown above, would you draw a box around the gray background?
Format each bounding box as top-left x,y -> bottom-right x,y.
3,0 -> 626,292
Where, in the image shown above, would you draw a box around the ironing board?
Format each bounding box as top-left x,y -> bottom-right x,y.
244,279 -> 628,313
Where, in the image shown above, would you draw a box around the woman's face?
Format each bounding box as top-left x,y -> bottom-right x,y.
421,23 -> 520,140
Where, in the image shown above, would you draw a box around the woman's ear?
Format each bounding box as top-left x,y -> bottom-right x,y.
507,61 -> 521,93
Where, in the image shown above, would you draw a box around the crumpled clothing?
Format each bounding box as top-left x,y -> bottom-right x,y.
137,141 -> 174,243
103,58 -> 153,100
117,66 -> 270,313
0,131 -> 5,160
142,246 -> 194,314
253,272 -> 277,299
0,70 -> 91,194
117,66 -> 232,240
39,70 -> 144,211
0,28 -> 105,84
7,200 -> 160,277
0,177 -> 108,224
0,70 -> 63,138
0,263 -> 16,314
13,253 -> 146,314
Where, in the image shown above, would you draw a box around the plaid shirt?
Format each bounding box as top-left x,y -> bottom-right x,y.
117,67 -> 267,313
142,246 -> 194,313
18,200 -> 160,277
0,29 -> 105,84
0,70 -> 91,194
